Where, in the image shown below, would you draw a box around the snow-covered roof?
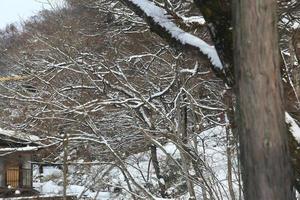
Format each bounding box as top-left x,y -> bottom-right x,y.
0,128 -> 44,154
0,128 -> 41,145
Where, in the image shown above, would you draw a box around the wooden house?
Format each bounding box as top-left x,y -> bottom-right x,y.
0,128 -> 43,197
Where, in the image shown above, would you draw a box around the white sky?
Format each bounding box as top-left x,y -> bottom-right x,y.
0,0 -> 65,28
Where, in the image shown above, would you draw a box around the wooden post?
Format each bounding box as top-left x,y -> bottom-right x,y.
19,163 -> 22,188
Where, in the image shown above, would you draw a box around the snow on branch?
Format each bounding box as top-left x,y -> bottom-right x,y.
120,0 -> 223,69
286,112 -> 300,143
0,146 -> 39,153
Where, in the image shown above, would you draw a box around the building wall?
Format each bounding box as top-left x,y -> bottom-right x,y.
22,154 -> 32,187
0,158 -> 4,187
0,152 -> 33,188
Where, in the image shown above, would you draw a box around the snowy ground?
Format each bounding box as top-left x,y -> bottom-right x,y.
33,166 -> 111,200
32,126 -> 238,199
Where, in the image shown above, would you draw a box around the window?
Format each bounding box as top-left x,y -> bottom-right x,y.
6,166 -> 19,188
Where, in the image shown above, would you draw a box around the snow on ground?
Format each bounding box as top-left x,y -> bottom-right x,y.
40,166 -> 61,177
33,126 -> 233,199
156,142 -> 179,159
33,166 -> 110,200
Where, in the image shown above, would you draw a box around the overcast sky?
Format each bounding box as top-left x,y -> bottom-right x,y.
0,0 -> 65,28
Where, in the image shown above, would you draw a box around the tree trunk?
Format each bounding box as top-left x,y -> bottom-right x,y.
176,95 -> 196,199
233,0 -> 293,199
63,133 -> 68,200
150,145 -> 167,198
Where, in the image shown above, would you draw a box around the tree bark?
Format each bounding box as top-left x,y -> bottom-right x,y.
176,93 -> 196,200
150,145 -> 167,198
233,0 -> 293,199
63,133 -> 68,200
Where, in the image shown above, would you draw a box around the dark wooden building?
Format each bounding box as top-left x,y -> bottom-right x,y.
0,128 -> 42,197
